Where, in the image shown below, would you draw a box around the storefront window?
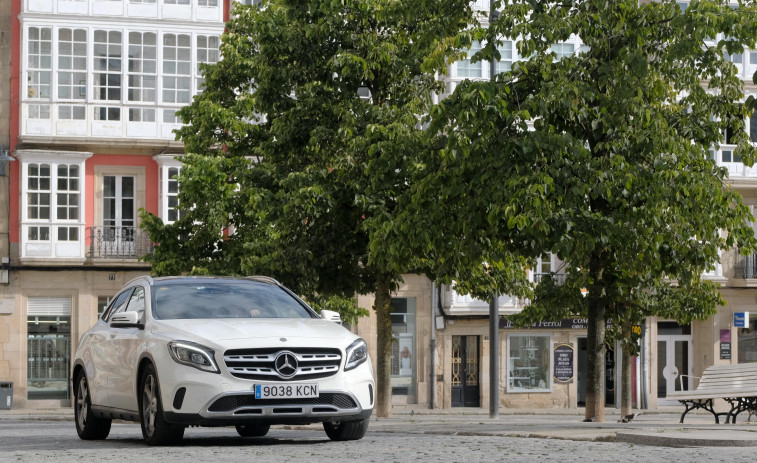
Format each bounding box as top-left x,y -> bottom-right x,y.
738,319 -> 757,362
390,298 -> 416,397
507,334 -> 552,392
27,297 -> 72,400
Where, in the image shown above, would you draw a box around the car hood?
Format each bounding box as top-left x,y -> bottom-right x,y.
149,318 -> 356,348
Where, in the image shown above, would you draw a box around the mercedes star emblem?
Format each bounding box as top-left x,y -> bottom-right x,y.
274,351 -> 298,379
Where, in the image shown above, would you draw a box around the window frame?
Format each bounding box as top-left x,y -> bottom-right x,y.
506,333 -> 553,393
16,150 -> 92,259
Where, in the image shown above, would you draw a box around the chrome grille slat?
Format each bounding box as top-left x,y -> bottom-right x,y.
223,353 -> 340,363
224,348 -> 342,381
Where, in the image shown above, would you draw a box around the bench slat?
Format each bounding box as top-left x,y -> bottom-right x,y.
667,363 -> 757,404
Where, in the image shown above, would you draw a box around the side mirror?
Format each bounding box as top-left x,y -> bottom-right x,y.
321,309 -> 342,325
110,311 -> 142,328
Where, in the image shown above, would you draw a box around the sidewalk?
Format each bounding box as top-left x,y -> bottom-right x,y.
380,408 -> 757,447
3,406 -> 757,447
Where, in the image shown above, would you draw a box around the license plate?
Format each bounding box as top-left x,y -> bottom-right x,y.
254,383 -> 319,399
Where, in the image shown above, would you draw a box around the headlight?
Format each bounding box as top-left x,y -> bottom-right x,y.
168,341 -> 220,373
344,338 -> 368,371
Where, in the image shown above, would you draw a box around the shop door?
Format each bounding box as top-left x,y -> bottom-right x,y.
657,331 -> 692,406
27,297 -> 72,400
451,335 -> 480,407
576,338 -> 616,406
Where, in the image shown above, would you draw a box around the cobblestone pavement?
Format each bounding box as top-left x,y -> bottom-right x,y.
2,414 -> 757,463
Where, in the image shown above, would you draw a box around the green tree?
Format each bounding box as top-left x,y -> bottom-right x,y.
140,0 -> 476,417
380,0 -> 757,422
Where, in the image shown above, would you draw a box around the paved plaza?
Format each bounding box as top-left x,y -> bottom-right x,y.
3,408 -> 757,462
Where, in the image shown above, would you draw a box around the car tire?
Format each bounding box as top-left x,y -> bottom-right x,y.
74,371 -> 112,440
139,363 -> 185,446
323,418 -> 369,441
235,424 -> 271,437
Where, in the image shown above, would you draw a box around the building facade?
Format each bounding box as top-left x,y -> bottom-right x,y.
1,0 -> 228,408
355,0 -> 757,412
1,0 -> 757,414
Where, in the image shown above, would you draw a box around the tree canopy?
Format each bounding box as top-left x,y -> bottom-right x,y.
378,0 -> 757,421
140,0 -> 481,417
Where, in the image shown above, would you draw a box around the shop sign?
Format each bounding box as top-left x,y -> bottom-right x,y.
720,329 -> 732,360
499,317 -> 611,330
553,343 -> 574,383
734,312 -> 749,328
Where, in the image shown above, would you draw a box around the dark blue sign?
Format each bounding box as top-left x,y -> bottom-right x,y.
734,312 -> 749,328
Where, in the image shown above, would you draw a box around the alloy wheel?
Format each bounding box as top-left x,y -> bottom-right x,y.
76,376 -> 89,431
142,373 -> 157,437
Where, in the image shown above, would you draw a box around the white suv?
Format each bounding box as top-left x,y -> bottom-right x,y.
72,276 -> 374,445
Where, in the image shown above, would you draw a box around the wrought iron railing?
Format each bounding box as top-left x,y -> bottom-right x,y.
533,273 -> 567,284
735,254 -> 757,279
87,226 -> 154,259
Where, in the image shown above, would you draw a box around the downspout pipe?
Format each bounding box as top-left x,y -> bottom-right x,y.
430,281 -> 437,409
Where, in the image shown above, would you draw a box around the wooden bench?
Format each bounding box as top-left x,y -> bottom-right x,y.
666,363 -> 757,424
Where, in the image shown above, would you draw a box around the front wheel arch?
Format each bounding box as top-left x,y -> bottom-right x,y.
73,369 -> 112,440
138,361 -> 184,445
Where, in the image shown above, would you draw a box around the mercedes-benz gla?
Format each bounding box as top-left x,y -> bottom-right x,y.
72,276 -> 374,445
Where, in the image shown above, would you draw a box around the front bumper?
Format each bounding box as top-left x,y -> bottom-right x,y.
164,388 -> 373,426
165,402 -> 373,427
154,349 -> 375,427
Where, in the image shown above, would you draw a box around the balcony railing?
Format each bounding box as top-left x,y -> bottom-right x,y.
735,254 -> 757,279
87,226 -> 154,259
533,273 -> 567,284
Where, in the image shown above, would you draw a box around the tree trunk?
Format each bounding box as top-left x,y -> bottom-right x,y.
585,298 -> 606,422
374,276 -> 393,418
620,346 -> 633,419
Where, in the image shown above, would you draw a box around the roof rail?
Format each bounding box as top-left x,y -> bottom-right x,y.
123,274 -> 154,287
244,275 -> 281,285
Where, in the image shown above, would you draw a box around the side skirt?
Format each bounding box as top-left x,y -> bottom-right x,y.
91,405 -> 140,423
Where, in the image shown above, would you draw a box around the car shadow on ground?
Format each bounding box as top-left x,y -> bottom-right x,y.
106,432 -> 335,447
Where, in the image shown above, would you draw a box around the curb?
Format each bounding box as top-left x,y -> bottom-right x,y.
615,432 -> 757,448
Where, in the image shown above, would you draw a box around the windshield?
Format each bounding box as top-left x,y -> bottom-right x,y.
153,280 -> 315,320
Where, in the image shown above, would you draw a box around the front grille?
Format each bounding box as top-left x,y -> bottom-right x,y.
224,347 -> 342,381
208,393 -> 358,412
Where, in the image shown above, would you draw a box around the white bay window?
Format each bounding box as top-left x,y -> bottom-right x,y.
17,150 -> 92,259
154,155 -> 185,223
22,23 -> 222,140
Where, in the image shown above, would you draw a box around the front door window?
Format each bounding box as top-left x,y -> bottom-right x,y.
452,335 -> 480,407
656,322 -> 692,406
27,297 -> 71,400
103,175 -> 135,255
390,298 -> 416,400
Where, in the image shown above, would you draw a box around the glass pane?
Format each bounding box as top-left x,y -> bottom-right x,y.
657,322 -> 691,336
508,335 -> 550,390
104,198 -> 115,222
657,340 -> 667,398
451,336 -> 461,386
675,340 -> 689,392
466,337 -> 478,386
121,176 -> 134,197
738,319 -> 757,362
27,315 -> 71,400
122,198 -> 134,222
104,176 -> 115,197
390,298 -> 417,398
